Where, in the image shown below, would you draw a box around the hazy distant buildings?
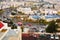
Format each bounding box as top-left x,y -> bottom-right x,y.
0,0 -> 60,3
1,0 -> 44,2
44,0 -> 60,3
24,0 -> 44,2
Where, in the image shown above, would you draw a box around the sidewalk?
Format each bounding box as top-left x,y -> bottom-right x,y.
0,29 -> 9,40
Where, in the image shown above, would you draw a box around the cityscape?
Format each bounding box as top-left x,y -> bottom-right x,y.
0,0 -> 60,40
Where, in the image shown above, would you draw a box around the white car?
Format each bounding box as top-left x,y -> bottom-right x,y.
51,34 -> 59,39
55,35 -> 59,39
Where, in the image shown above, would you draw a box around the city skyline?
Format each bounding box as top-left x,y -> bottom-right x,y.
0,0 -> 59,1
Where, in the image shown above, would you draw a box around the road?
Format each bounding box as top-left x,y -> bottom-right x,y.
2,29 -> 18,40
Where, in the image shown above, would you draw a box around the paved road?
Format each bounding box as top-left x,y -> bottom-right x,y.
2,29 -> 18,40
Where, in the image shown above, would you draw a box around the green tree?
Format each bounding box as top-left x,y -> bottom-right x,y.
11,12 -> 16,15
11,24 -> 17,29
39,19 -> 48,25
46,20 -> 59,33
21,25 -> 24,32
0,9 -> 4,14
31,6 -> 37,10
56,19 -> 60,23
9,6 -> 15,10
18,11 -> 25,15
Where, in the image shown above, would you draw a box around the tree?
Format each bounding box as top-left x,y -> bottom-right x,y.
40,4 -> 44,7
46,20 -> 59,33
31,6 -> 37,10
11,24 -> 17,29
9,6 -> 15,10
11,12 -> 16,15
18,11 -> 25,15
56,19 -> 60,23
21,25 -> 24,32
0,9 -> 4,15
7,19 -> 14,27
52,4 -> 56,9
57,11 -> 60,15
39,19 -> 48,25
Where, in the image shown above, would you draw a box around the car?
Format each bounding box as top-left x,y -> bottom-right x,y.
55,35 -> 59,39
50,34 -> 59,40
